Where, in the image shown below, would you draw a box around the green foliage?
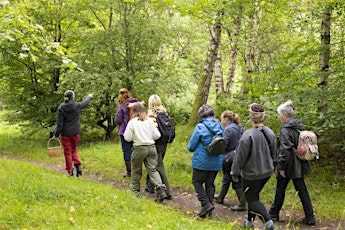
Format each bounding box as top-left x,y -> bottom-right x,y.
1,0 -> 345,152
1,114 -> 345,224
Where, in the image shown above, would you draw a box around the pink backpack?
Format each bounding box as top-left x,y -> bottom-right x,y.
294,130 -> 319,161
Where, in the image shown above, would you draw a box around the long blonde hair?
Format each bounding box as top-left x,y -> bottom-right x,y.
148,94 -> 167,114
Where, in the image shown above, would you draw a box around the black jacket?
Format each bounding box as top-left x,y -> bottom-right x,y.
54,96 -> 92,137
277,118 -> 311,178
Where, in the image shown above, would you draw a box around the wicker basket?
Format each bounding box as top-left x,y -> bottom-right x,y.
47,138 -> 62,158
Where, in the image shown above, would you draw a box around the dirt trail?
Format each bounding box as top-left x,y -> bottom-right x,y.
1,153 -> 343,230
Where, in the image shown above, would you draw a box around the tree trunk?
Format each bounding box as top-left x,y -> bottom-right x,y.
241,0 -> 261,95
188,13 -> 222,126
214,50 -> 224,99
226,5 -> 243,95
318,7 -> 332,113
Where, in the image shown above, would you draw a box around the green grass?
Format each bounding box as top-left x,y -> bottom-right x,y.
1,111 -> 345,228
0,158 -> 233,229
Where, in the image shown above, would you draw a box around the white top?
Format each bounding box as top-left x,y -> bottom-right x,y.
123,117 -> 161,146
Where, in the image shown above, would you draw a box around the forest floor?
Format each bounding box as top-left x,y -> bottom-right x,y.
1,153 -> 343,230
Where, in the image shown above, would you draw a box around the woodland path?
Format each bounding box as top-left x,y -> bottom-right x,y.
1,153 -> 343,230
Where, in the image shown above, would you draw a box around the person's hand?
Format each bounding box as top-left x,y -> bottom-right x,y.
88,94 -> 93,98
279,170 -> 286,178
232,176 -> 239,182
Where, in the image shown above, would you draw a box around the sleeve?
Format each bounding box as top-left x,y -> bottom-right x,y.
187,125 -> 201,152
231,134 -> 251,177
54,108 -> 64,137
151,119 -> 161,140
223,127 -> 234,152
123,121 -> 133,142
114,106 -> 124,125
277,128 -> 294,171
79,96 -> 92,109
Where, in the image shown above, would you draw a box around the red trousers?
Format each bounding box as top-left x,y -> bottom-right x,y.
61,135 -> 81,172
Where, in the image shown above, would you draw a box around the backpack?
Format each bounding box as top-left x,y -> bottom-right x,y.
202,123 -> 226,155
294,130 -> 319,161
156,112 -> 176,144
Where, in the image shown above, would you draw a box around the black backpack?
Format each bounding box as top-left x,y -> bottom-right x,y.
156,112 -> 176,144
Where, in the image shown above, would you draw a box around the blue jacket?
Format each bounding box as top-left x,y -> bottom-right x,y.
187,116 -> 223,171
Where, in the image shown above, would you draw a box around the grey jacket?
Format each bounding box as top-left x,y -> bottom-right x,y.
54,96 -> 92,137
231,126 -> 276,180
277,118 -> 311,178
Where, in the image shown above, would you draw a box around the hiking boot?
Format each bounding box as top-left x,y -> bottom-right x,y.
268,212 -> 279,221
242,220 -> 254,229
122,172 -> 131,177
144,187 -> 155,194
67,171 -> 73,177
74,164 -> 82,177
156,187 -> 168,201
232,187 -> 247,211
198,202 -> 214,217
302,216 -> 316,225
199,210 -> 213,219
265,220 -> 278,230
214,184 -> 229,204
230,204 -> 246,211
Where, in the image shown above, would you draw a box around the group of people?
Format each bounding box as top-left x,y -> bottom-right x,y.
53,88 -> 171,202
187,101 -> 316,229
53,89 -> 316,229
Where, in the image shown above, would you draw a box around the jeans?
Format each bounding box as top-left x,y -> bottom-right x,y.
120,135 -> 133,161
269,175 -> 314,218
242,177 -> 271,223
192,168 -> 218,207
61,135 -> 81,172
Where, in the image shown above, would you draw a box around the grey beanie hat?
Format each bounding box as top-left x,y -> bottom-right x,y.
198,104 -> 215,118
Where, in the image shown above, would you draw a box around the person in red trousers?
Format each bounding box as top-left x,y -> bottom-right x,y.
53,90 -> 93,177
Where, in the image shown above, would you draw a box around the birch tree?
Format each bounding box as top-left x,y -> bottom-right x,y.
188,11 -> 222,126
317,5 -> 332,113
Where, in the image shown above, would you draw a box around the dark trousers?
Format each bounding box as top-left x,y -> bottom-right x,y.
61,135 -> 81,172
120,135 -> 133,161
242,177 -> 271,223
269,175 -> 314,218
222,170 -> 243,190
192,169 -> 218,207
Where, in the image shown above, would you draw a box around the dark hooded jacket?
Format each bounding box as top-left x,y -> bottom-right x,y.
276,118 -> 311,178
54,96 -> 92,137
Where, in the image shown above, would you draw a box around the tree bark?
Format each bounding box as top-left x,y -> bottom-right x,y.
188,12 -> 222,126
226,5 -> 243,95
318,7 -> 332,113
241,0 -> 261,95
214,50 -> 224,99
